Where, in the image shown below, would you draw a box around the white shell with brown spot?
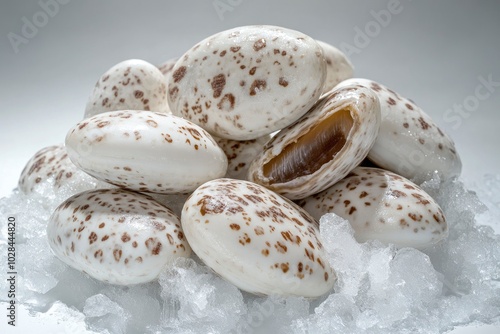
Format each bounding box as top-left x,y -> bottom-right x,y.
47,188 -> 191,285
334,78 -> 462,183
316,40 -> 354,94
167,25 -> 326,140
215,135 -> 271,180
248,84 -> 381,200
299,167 -> 448,249
65,110 -> 228,194
18,144 -> 101,194
158,57 -> 178,80
181,178 -> 335,297
157,57 -> 179,114
84,59 -> 169,118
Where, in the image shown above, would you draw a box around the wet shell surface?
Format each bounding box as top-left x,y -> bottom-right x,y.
84,59 -> 169,118
18,144 -> 100,194
215,135 -> 271,180
181,178 -> 335,297
65,110 -> 228,194
334,78 -> 462,183
167,25 -> 326,140
299,167 -> 448,249
316,40 -> 353,94
248,84 -> 381,200
47,188 -> 191,285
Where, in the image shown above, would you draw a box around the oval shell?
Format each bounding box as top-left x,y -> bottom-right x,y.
334,78 -> 462,183
299,167 -> 448,249
18,144 -> 101,194
316,40 -> 353,94
47,188 -> 191,285
215,135 -> 271,180
181,178 -> 335,297
65,110 -> 228,194
248,84 -> 381,200
84,59 -> 169,118
167,25 -> 326,140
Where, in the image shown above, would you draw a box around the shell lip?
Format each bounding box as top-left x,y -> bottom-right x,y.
250,97 -> 361,189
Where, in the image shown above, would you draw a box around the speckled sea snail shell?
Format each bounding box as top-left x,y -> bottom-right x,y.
167,25 -> 327,140
316,40 -> 354,94
248,84 -> 381,200
18,144 -> 102,194
181,178 -> 335,297
65,110 -> 228,194
298,167 -> 448,249
334,78 -> 462,183
214,134 -> 271,180
47,188 -> 191,285
84,59 -> 169,118
158,57 -> 178,78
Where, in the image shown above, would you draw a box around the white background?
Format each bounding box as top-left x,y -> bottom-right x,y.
0,0 -> 499,333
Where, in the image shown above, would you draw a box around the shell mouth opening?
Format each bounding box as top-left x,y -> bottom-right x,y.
262,107 -> 354,184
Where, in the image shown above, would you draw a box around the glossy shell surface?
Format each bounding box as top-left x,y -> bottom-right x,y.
47,188 -> 191,285
335,78 -> 462,182
299,167 -> 448,249
181,178 -> 335,297
316,40 -> 353,93
84,59 -> 169,118
167,25 -> 326,140
65,110 -> 228,194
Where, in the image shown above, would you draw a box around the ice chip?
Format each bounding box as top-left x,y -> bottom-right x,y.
84,294 -> 129,334
158,257 -> 246,333
84,294 -> 125,318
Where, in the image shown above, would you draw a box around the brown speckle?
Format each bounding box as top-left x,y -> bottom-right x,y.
121,232 -> 131,242
134,90 -> 144,99
418,117 -> 431,130
113,249 -> 122,262
253,38 -> 266,51
279,77 -> 288,87
217,93 -> 235,110
211,74 -> 226,98
145,237 -> 162,255
89,232 -> 97,244
173,66 -> 187,83
249,80 -> 267,96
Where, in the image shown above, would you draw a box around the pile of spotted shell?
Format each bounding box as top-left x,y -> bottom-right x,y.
15,24 -> 465,296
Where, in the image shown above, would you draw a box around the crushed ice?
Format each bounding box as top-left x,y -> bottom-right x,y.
0,173 -> 499,333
